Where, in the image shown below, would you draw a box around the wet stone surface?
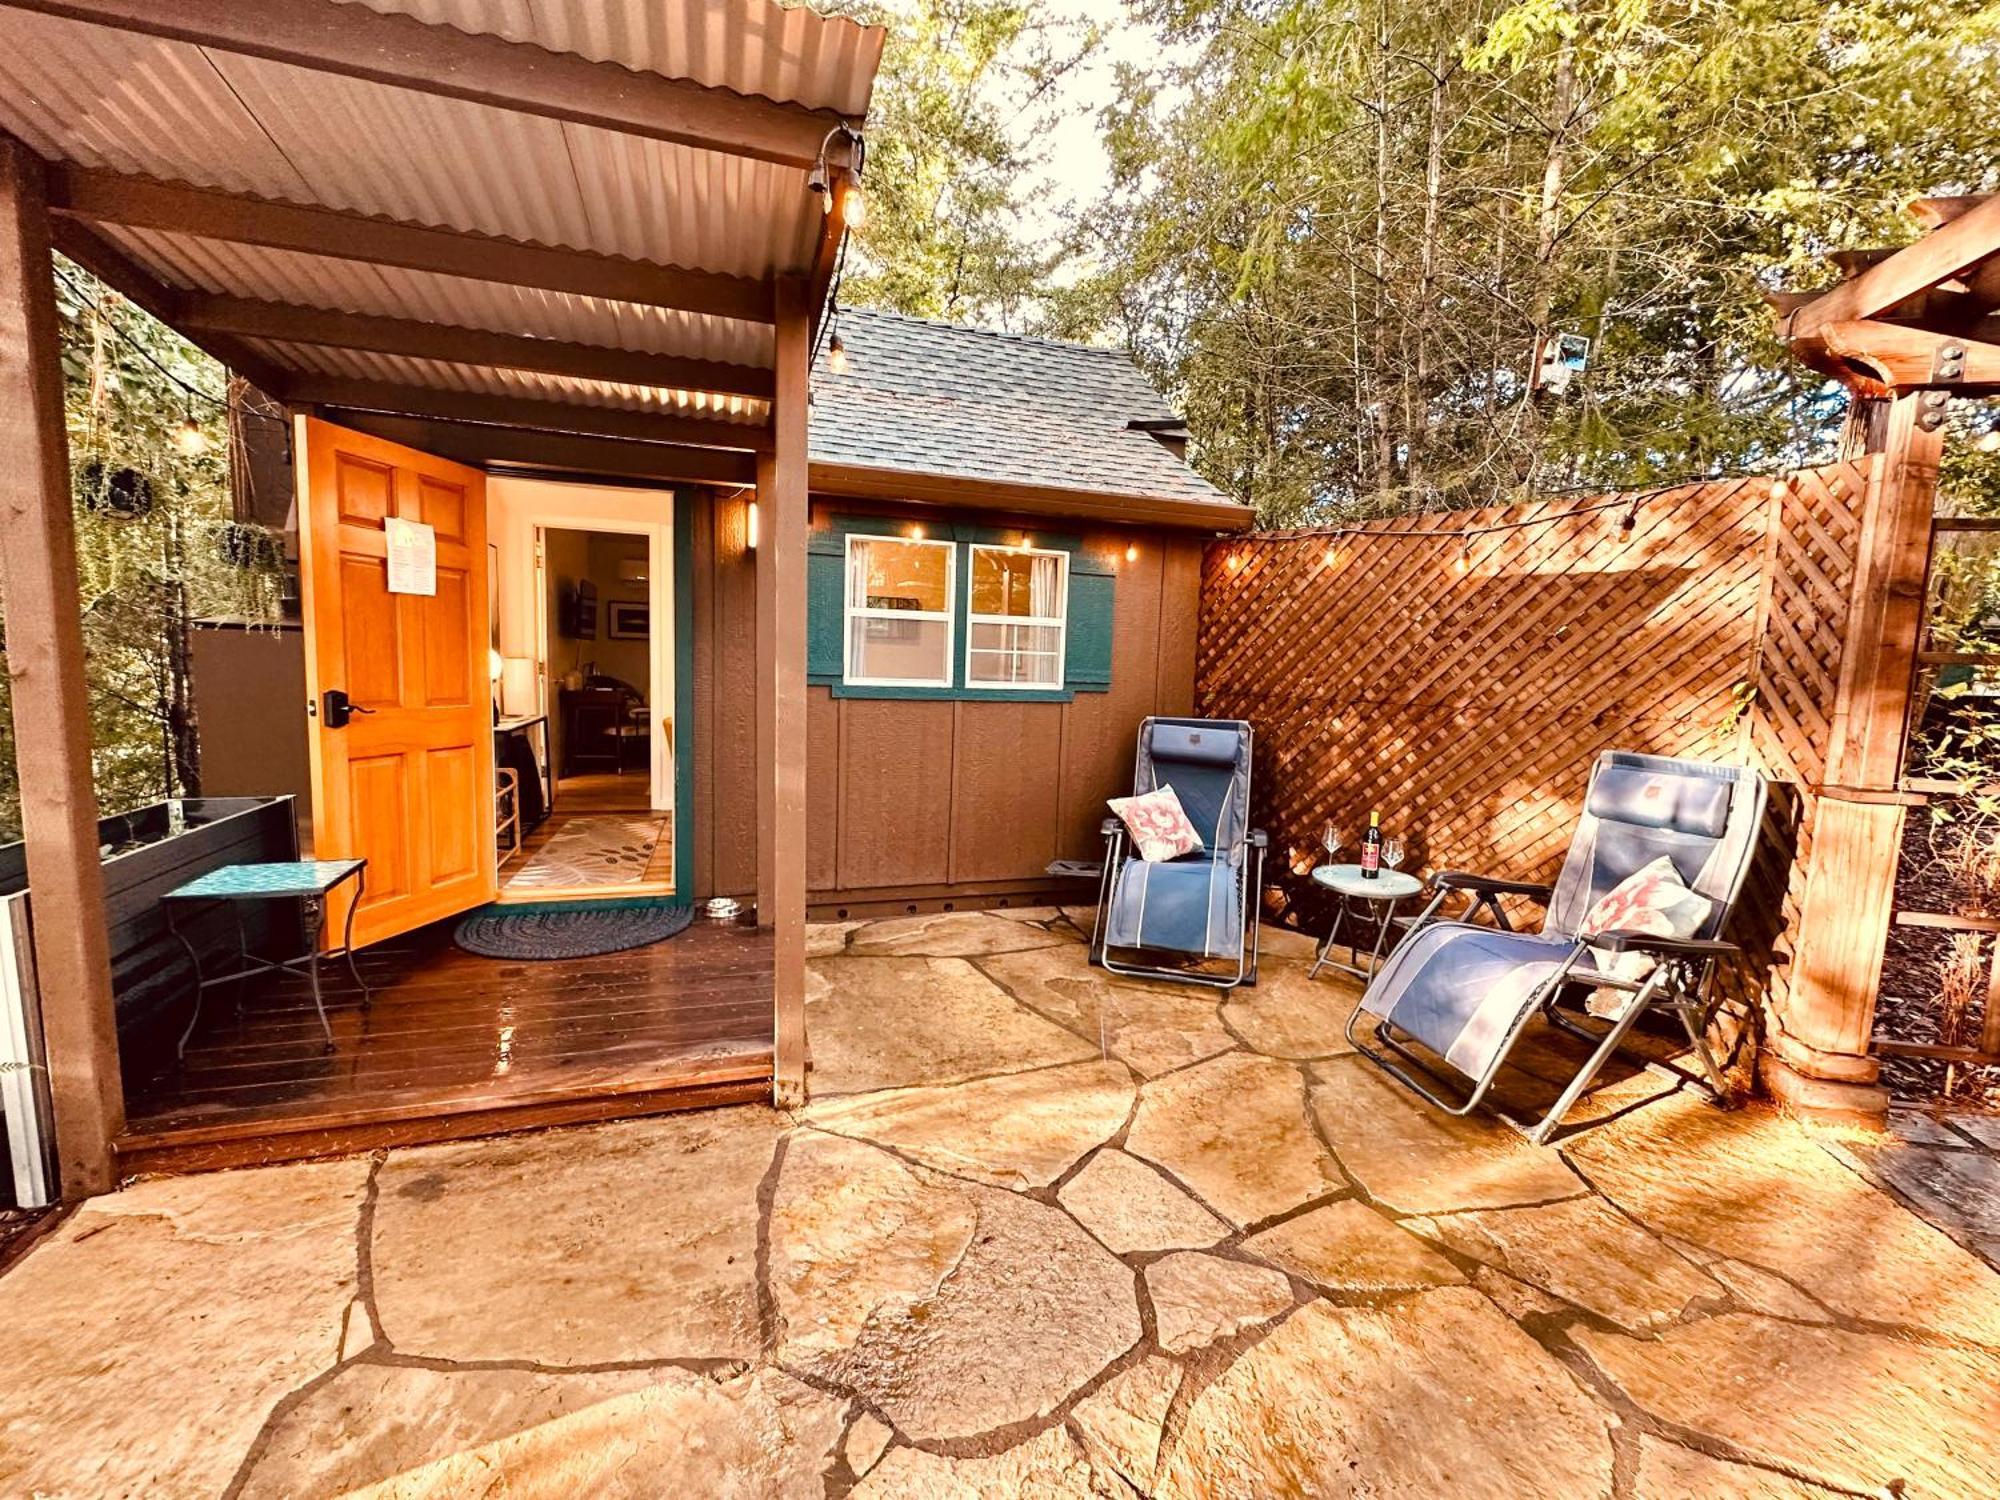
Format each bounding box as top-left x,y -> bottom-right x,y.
2,907 -> 1996,1498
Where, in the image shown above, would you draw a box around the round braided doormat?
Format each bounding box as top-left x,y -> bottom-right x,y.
453,899 -> 695,961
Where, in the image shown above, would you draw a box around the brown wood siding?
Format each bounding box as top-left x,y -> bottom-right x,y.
688,493 -> 1205,905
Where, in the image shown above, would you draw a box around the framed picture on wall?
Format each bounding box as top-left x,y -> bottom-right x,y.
607,599 -> 649,640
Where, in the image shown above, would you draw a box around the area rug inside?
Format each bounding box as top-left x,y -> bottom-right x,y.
504,814 -> 666,892
453,898 -> 694,961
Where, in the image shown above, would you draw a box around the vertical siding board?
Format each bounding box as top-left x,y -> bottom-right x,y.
805,686 -> 840,890
951,701 -> 1065,882
837,698 -> 956,890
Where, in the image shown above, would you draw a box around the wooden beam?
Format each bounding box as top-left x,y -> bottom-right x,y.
1910,195 -> 1993,230
1816,318 -> 2000,394
1,0 -> 845,170
288,376 -> 771,452
321,412 -> 756,486
183,295 -> 776,399
45,216 -> 294,396
1784,193 -> 2000,340
46,166 -> 776,324
759,277 -> 810,1108
0,137 -> 123,1197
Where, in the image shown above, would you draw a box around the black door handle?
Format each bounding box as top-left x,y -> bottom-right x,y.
322,689 -> 376,729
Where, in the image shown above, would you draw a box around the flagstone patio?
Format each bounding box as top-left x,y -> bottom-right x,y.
4,907 -> 1999,1497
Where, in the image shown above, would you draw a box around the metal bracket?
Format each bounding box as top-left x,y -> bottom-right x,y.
1918,387 -> 1952,431
1932,343 -> 1967,383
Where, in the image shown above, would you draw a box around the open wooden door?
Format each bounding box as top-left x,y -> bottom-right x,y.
296,416 -> 496,948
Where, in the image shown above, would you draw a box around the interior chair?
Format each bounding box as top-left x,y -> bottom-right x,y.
1346,750 -> 1766,1144
1092,716 -> 1267,988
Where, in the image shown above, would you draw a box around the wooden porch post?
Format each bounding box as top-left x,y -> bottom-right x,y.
757,276 -> 810,1105
0,136 -> 123,1194
1766,390 -> 1943,1118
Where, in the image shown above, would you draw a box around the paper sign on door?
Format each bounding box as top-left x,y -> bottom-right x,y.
384,517 -> 437,596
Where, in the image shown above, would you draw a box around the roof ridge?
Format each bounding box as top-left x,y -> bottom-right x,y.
841,304 -> 1135,359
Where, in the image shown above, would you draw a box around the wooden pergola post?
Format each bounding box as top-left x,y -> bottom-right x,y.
0,136 -> 123,1195
757,276 -> 811,1106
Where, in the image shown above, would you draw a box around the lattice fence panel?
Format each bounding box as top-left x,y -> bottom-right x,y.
1197,458 -> 1875,1021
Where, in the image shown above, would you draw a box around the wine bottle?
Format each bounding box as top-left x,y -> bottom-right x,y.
1360,809 -> 1382,879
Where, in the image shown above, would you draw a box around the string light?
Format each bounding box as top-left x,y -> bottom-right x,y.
827,332 -> 849,375
1452,536 -> 1470,575
173,405 -> 209,458
1125,543 -> 1139,562
838,179 -> 866,230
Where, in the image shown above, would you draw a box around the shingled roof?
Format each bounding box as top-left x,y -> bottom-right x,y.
807,308 -> 1250,528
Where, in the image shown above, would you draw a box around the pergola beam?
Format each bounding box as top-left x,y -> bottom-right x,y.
322,411 -> 757,486
46,165 -> 776,324
1783,192 -> 2000,340
1,0 -> 843,170
182,295 -> 776,400
289,375 -> 772,452
1819,318 -> 2000,395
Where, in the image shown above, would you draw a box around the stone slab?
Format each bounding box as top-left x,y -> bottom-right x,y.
806,921 -> 864,957
1633,1438 -> 1842,1498
1156,1290 -> 1613,1499
371,1109 -> 778,1364
1309,1055 -> 1584,1215
771,1131 -> 1140,1442
1844,1139 -> 2000,1266
1405,1196 -> 1720,1333
805,955 -> 1095,1096
1244,1199 -> 1463,1292
843,1413 -> 893,1478
1068,1355 -> 1180,1492
978,943 -> 1236,1077
0,1158 -> 370,1499
1221,959 -> 1361,1060
802,1059 -> 1132,1189
851,1428 -> 1103,1498
846,911 -> 1069,957
1058,1148 -> 1230,1255
1126,1051 -> 1339,1227
1564,1090 -> 2000,1343
1577,1313 -> 2000,1497
239,1363 -> 843,1500
1145,1251 -> 1294,1353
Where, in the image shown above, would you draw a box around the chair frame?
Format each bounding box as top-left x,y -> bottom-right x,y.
1092,821 -> 1267,989
1345,756 -> 1762,1145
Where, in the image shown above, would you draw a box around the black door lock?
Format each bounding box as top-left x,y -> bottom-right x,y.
321,689 -> 376,729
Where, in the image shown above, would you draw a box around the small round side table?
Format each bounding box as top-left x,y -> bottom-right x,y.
1307,863 -> 1423,981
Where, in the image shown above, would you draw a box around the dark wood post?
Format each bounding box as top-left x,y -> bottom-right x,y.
0,136 -> 123,1194
1766,390 -> 1943,1118
757,277 -> 810,1105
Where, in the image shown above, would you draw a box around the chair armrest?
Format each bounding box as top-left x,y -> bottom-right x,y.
1588,930 -> 1739,959
1433,870 -> 1553,901
1247,828 -> 1269,849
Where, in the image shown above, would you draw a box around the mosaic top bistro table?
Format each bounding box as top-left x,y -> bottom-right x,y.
162,859 -> 370,1055
1307,862 -> 1424,981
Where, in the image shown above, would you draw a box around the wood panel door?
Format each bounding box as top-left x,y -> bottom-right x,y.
297,417 -> 496,947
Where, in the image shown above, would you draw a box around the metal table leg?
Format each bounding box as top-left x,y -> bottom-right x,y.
302,893 -> 334,1051
339,866 -> 370,1008
1368,896 -> 1402,971
1309,892 -> 1352,980
171,902 -> 207,1059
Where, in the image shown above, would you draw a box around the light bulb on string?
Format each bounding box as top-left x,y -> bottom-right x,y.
1453,536 -> 1470,575
839,180 -> 866,230
827,332 -> 849,375
173,404 -> 208,458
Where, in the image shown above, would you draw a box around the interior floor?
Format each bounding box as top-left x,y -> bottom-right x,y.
118,915 -> 772,1172
553,770 -> 657,813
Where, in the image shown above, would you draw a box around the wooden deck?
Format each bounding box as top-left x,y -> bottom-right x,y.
117,917 -> 773,1174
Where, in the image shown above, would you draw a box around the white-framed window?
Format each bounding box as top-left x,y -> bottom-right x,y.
843,532 -> 956,687
965,543 -> 1068,690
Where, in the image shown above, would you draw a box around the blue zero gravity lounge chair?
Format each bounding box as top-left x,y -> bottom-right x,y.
1347,751 -> 1766,1144
1092,717 -> 1267,988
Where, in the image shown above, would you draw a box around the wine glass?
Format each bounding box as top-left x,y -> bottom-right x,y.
1382,835 -> 1406,873
1321,820 -> 1343,867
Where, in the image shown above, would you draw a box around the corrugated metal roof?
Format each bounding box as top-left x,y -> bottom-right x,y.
242,340 -> 773,426
97,226 -> 776,369
0,1 -> 881,429
811,309 -> 1237,509
337,0 -> 883,115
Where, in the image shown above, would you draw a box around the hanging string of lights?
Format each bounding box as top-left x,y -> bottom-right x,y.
1218,474 -> 1798,576
805,122 -> 866,379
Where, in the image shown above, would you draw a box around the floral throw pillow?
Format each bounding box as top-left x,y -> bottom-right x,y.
1576,856 -> 1713,1014
1109,784 -> 1203,863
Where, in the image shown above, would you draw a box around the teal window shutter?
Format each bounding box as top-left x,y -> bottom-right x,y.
1065,551 -> 1114,692
807,529 -> 845,684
